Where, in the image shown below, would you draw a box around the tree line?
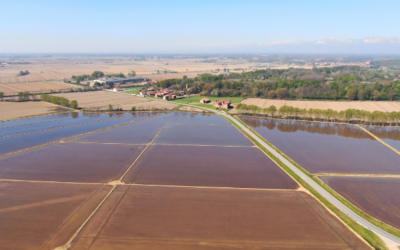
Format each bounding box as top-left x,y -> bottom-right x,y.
41,94 -> 78,109
151,66 -> 400,101
236,103 -> 400,126
17,70 -> 29,76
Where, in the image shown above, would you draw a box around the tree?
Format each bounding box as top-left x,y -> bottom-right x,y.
373,90 -> 380,101
70,100 -> 78,109
131,106 -> 136,111
91,71 -> 104,79
0,92 -> 3,101
268,105 -> 277,117
127,71 -> 136,77
276,88 -> 288,99
346,88 -> 356,100
268,90 -> 277,99
358,89 -> 365,101
253,87 -> 260,96
108,104 -> 113,111
388,91 -> 395,101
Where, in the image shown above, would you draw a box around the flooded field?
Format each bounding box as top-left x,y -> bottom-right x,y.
0,112 -> 74,128
321,176 -> 400,230
0,143 -> 145,183
151,111 -> 230,125
241,117 -> 400,174
123,145 -> 298,189
154,124 -> 254,146
363,125 -> 400,151
70,118 -> 165,144
70,185 -> 370,250
0,112 -> 156,156
0,181 -> 111,250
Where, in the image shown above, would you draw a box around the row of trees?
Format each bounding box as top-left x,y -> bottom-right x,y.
41,94 -> 78,109
236,103 -> 400,126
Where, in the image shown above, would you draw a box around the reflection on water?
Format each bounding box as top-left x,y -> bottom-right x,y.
241,117 -> 372,140
364,126 -> 400,141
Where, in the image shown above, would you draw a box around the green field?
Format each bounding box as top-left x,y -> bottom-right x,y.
171,96 -> 242,105
122,87 -> 143,94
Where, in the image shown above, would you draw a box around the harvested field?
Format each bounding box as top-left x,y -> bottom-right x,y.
363,125 -> 400,151
0,101 -> 67,121
70,185 -> 370,250
69,117 -> 165,144
178,106 -> 204,112
321,176 -> 400,230
0,181 -> 111,250
123,145 -> 297,189
102,100 -> 178,111
0,81 -> 73,94
241,117 -> 400,174
233,98 -> 400,113
154,124 -> 254,146
52,91 -> 146,108
0,143 -> 145,183
0,112 -> 154,155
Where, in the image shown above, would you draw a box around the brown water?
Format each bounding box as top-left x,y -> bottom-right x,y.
123,145 -> 298,189
321,176 -> 400,230
241,117 -> 400,174
0,143 -> 145,183
363,125 -> 400,151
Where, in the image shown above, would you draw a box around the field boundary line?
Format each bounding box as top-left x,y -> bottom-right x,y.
62,142 -> 148,146
119,124 -> 167,183
0,178 -> 101,185
0,112 -> 167,159
357,125 -> 400,156
152,143 -> 256,148
316,173 -> 400,178
57,185 -> 118,250
129,183 -> 297,192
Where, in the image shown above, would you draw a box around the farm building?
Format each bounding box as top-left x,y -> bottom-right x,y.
163,95 -> 170,100
178,91 -> 185,96
215,99 -> 231,109
155,93 -> 163,98
170,95 -> 176,100
113,88 -> 124,92
200,98 -> 210,104
97,77 -> 146,85
147,91 -> 157,96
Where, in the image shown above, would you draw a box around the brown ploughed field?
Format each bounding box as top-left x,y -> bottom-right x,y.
70,185 -> 370,250
0,143 -> 145,183
0,81 -> 73,94
122,145 -> 297,189
321,176 -> 400,230
0,101 -> 66,121
154,124 -> 254,146
52,91 -> 146,108
241,117 -> 400,174
0,181 -> 111,250
235,98 -> 400,112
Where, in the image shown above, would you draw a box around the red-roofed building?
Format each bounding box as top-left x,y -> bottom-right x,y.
214,99 -> 231,109
200,98 -> 210,104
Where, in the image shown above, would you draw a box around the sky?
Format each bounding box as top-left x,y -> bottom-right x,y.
1,0 -> 400,53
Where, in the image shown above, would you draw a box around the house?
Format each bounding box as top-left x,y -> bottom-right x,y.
178,91 -> 185,96
147,91 -> 157,96
214,99 -> 231,109
200,98 -> 210,104
163,95 -> 169,100
155,93 -> 163,98
170,95 -> 176,100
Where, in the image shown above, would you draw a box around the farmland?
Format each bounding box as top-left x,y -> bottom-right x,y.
363,125 -> 400,151
321,176 -> 400,230
0,81 -> 73,94
240,117 -> 400,174
0,101 -> 67,121
0,111 -> 371,249
172,96 -> 243,104
233,98 -> 400,113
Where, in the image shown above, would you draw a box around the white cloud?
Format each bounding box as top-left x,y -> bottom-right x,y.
315,38 -> 358,44
363,36 -> 400,44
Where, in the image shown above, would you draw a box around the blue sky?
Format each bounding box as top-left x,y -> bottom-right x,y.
1,0 -> 400,53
